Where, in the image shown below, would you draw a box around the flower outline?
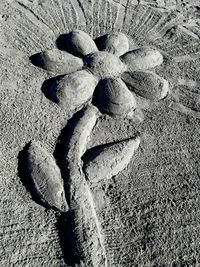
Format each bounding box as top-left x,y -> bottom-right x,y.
31,30 -> 169,116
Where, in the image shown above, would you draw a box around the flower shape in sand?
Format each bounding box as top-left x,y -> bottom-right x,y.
32,30 -> 169,116
24,30 -> 170,266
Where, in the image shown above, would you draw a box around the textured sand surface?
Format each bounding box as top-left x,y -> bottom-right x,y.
0,0 -> 200,266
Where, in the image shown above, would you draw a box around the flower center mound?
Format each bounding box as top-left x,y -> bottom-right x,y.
84,51 -> 126,79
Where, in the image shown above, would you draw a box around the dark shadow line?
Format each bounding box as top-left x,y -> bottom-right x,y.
56,34 -> 68,51
41,75 -> 65,104
56,211 -> 84,267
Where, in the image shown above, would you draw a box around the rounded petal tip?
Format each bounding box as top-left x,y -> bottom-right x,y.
66,30 -> 98,57
94,77 -> 136,115
96,32 -> 129,56
121,47 -> 163,71
122,71 -> 169,101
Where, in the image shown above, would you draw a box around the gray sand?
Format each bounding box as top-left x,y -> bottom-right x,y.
0,0 -> 200,266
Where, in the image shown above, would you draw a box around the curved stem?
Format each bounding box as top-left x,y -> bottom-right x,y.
64,104 -> 108,267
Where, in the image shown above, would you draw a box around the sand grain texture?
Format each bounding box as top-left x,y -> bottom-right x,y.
0,0 -> 200,266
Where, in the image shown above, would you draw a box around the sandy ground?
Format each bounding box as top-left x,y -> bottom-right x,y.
0,0 -> 200,266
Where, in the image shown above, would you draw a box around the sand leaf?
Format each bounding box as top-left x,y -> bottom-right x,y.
26,141 -> 68,212
83,136 -> 140,183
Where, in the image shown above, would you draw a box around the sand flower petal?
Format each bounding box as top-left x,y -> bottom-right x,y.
120,47 -> 163,71
122,71 -> 169,100
65,30 -> 98,57
94,77 -> 136,115
49,70 -> 98,111
96,32 -> 129,56
30,49 -> 83,75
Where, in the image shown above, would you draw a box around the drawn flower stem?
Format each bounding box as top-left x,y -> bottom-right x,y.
64,103 -> 140,266
20,101 -> 140,266
64,104 -> 108,267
